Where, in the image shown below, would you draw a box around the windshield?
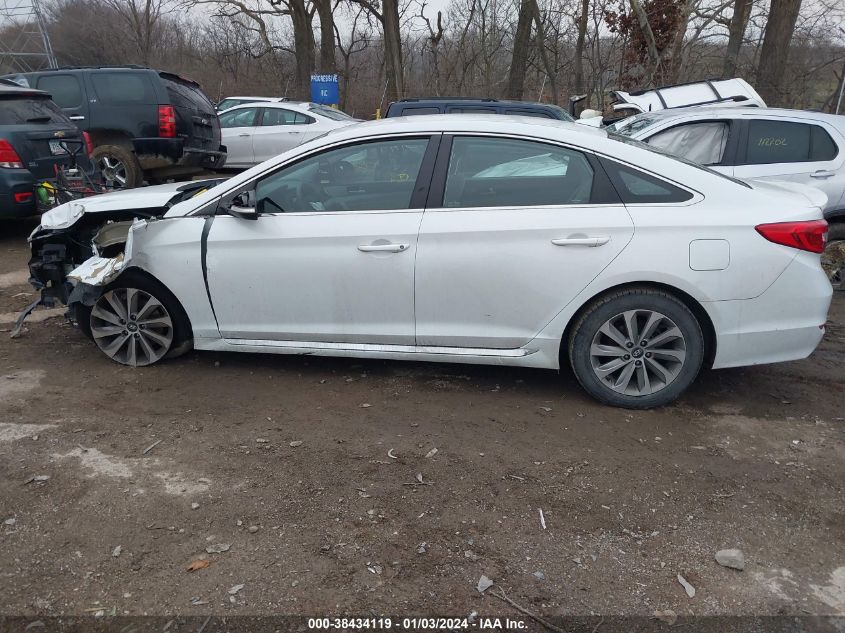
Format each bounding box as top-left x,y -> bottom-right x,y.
542,103 -> 576,122
607,113 -> 662,136
608,132 -> 751,188
310,105 -> 353,121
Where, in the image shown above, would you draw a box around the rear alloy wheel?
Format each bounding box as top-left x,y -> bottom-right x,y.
90,288 -> 174,366
91,144 -> 143,189
569,289 -> 704,408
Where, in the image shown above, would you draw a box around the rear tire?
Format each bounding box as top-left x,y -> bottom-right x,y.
91,144 -> 143,189
568,288 -> 704,409
75,270 -> 191,366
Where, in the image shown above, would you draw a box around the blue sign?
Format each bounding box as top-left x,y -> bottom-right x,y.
311,74 -> 339,105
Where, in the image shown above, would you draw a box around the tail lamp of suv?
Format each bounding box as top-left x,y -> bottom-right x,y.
755,220 -> 828,254
82,131 -> 94,156
158,105 -> 177,138
0,140 -> 24,169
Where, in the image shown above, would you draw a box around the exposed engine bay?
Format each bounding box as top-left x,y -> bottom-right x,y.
19,179 -> 225,336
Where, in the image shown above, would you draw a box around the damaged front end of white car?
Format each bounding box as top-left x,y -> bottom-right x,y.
18,179 -> 224,346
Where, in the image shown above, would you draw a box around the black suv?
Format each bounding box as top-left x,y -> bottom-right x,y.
385,98 -> 575,121
2,66 -> 226,189
0,80 -> 98,219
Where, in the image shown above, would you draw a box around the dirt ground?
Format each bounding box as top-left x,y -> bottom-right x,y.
0,217 -> 843,624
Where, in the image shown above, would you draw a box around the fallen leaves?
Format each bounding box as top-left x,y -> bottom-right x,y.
186,559 -> 211,572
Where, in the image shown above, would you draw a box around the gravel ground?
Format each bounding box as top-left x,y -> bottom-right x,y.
0,217 -> 843,624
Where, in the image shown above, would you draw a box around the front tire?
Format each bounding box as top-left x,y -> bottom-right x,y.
77,271 -> 191,367
568,288 -> 704,409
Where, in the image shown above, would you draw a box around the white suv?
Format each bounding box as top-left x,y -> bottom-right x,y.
610,107 -> 845,242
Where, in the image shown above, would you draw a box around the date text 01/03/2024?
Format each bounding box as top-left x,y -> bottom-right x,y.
307,617 -> 528,630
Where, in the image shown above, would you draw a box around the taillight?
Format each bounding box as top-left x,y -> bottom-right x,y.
14,191 -> 33,203
0,139 -> 24,168
82,131 -> 94,156
755,220 -> 828,254
158,105 -> 177,138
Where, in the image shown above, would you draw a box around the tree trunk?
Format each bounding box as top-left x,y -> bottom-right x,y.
629,0 -> 660,85
382,0 -> 404,101
722,0 -> 753,78
529,0 -> 557,103
289,0 -> 316,100
313,0 -> 336,74
756,0 -> 802,106
507,0 -> 533,100
573,0 -> 589,96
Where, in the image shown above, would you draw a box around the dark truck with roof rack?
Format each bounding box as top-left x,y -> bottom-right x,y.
2,66 -> 226,189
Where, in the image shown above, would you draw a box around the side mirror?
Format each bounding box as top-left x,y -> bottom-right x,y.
228,204 -> 259,220
220,190 -> 259,220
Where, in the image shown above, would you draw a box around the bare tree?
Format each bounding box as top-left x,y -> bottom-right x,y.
507,0 -> 533,99
573,0 -> 589,95
757,0 -> 803,105
721,0 -> 752,77
100,0 -> 176,65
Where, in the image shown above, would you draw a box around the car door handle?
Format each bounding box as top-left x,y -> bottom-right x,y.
358,243 -> 409,253
551,236 -> 610,247
68,115 -> 85,121
238,133 -> 250,137
810,170 -> 835,178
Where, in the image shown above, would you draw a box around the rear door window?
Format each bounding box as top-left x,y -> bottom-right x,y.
35,74 -> 82,108
745,120 -> 839,164
90,72 -> 156,104
443,136 -> 595,207
261,108 -> 313,126
646,121 -> 729,166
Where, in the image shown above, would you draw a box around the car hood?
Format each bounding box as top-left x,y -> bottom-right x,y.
748,179 -> 829,212
37,180 -> 222,231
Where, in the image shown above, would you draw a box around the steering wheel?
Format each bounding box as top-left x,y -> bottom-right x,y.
333,160 -> 355,182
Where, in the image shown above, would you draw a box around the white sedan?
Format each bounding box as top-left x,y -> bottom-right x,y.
27,115 -> 832,408
219,101 -> 359,168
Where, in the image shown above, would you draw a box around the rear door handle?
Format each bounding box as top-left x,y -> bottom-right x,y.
358,243 -> 409,253
551,236 -> 610,247
68,115 -> 85,121
810,170 -> 835,179
238,133 -> 250,137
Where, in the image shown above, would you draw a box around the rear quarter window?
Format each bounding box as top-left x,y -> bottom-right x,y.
0,97 -> 70,125
90,72 -> 157,105
601,159 -> 694,204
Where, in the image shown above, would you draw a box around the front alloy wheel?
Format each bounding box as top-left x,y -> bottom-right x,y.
90,288 -> 174,366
